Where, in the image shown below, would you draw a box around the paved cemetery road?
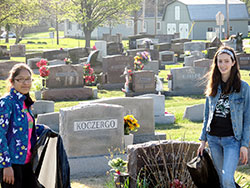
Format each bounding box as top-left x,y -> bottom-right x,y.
71,176 -> 106,188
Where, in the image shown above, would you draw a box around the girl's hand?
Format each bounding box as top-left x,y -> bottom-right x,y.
240,146 -> 248,165
197,141 -> 206,156
3,166 -> 14,185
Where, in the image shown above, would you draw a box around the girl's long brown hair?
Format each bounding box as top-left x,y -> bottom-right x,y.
205,46 -> 241,97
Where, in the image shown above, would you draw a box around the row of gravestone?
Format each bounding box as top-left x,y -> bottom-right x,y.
26,47 -> 90,65
0,44 -> 26,59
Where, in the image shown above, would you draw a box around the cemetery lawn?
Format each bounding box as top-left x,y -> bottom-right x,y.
0,31 -> 130,51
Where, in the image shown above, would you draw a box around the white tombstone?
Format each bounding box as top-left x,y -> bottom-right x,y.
60,103 -> 124,157
37,112 -> 59,132
138,94 -> 175,124
60,103 -> 126,177
183,103 -> 204,122
95,40 -> 107,60
32,100 -> 55,116
80,97 -> 166,143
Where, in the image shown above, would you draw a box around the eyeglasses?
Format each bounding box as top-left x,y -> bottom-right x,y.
14,78 -> 33,83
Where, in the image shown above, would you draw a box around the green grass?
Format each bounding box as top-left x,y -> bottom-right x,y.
0,31 -> 129,51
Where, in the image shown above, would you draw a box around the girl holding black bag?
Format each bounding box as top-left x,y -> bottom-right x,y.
198,46 -> 250,188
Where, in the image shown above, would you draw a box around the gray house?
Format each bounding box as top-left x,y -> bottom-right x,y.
64,0 -> 174,39
162,0 -> 249,40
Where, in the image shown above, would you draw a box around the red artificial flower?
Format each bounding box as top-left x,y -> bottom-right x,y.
39,66 -> 50,77
89,68 -> 94,75
36,61 -> 41,68
36,59 -> 48,68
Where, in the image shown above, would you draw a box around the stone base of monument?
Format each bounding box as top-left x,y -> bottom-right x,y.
42,87 -> 93,101
164,90 -> 204,96
155,114 -> 175,124
125,91 -> 158,97
32,69 -> 39,74
69,154 -> 127,178
133,132 -> 166,144
97,83 -> 124,90
0,56 -> 10,60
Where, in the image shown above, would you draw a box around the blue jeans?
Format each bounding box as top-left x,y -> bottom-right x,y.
207,134 -> 240,188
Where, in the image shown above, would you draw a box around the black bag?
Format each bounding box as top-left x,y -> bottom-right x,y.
187,149 -> 241,188
187,149 -> 220,188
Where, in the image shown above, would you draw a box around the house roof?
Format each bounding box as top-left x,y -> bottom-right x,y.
163,0 -> 249,21
178,0 -> 244,5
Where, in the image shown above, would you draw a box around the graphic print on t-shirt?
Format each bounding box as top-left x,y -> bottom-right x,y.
215,94 -> 230,118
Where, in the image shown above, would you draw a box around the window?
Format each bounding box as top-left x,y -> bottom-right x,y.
175,6 -> 180,20
126,20 -> 134,28
78,24 -> 81,30
143,21 -> 147,32
67,21 -> 72,30
207,27 -> 213,32
157,21 -> 161,30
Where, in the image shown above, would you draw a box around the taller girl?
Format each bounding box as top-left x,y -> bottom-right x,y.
198,46 -> 250,188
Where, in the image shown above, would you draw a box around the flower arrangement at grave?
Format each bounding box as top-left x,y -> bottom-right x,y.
83,63 -> 97,86
36,59 -> 50,89
108,157 -> 127,175
134,51 -> 151,71
124,115 -> 140,135
64,58 -> 72,65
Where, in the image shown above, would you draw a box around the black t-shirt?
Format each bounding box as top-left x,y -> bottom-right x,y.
209,82 -> 234,137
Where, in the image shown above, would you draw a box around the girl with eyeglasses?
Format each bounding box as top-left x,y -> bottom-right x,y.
198,46 -> 250,188
0,63 -> 45,187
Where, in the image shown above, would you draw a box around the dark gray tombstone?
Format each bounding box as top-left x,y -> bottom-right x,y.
154,43 -> 171,51
236,53 -> 250,69
107,42 -> 123,55
43,50 -> 68,61
127,140 -> 199,188
207,47 -> 218,59
0,45 -> 10,60
210,36 -> 222,48
0,61 -> 22,79
68,48 -> 89,64
25,52 -> 43,63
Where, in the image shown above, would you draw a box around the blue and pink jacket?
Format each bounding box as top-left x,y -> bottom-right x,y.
0,88 -> 44,168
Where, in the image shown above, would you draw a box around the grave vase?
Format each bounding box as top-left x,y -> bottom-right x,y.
124,134 -> 134,148
42,79 -> 46,89
168,80 -> 172,90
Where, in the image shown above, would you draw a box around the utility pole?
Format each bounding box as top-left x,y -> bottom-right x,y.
154,0 -> 158,35
55,2 -> 59,45
226,0 -> 230,38
141,0 -> 145,33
